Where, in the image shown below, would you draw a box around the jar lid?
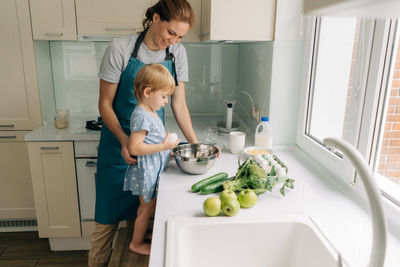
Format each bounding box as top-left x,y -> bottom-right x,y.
261,116 -> 269,122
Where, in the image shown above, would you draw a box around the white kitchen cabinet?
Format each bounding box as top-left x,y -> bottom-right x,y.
29,0 -> 77,40
181,0 -> 201,42
303,0 -> 400,18
0,132 -> 35,219
0,0 -> 42,130
75,0 -> 152,36
200,0 -> 276,41
27,142 -> 81,238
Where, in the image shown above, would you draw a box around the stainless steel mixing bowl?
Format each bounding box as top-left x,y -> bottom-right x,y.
172,143 -> 219,175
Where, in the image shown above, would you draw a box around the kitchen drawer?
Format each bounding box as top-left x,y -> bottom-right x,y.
74,141 -> 99,157
0,131 -> 30,142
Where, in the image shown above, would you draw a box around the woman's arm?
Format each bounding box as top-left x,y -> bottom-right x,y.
98,79 -> 136,164
171,82 -> 198,143
128,131 -> 179,156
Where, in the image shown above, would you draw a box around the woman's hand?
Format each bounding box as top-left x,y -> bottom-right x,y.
162,132 -> 180,150
121,137 -> 137,164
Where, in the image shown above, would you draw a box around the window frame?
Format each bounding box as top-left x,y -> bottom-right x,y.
297,16 -> 400,210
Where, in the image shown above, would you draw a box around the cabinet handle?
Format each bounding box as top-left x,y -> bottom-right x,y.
45,32 -> 63,36
85,161 -> 97,167
0,124 -> 15,128
199,32 -> 210,38
40,146 -> 59,150
0,135 -> 16,139
105,27 -> 137,32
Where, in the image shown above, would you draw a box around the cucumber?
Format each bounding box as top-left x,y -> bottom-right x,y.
199,176 -> 235,195
191,172 -> 228,193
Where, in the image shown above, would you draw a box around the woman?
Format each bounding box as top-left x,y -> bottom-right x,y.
88,0 -> 197,265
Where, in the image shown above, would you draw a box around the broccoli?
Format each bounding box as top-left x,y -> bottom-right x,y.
222,178 -> 248,192
225,157 -> 295,196
248,162 -> 266,179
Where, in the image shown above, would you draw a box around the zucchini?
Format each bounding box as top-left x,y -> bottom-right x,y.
191,172 -> 228,192
199,176 -> 235,195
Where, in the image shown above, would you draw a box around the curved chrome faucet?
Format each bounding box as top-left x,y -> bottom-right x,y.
323,137 -> 387,267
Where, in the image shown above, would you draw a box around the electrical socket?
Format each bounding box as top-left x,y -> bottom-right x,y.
250,105 -> 260,122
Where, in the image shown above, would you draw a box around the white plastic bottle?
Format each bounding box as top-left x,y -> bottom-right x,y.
254,116 -> 273,149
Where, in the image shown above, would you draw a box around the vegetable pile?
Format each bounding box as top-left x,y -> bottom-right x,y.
191,154 -> 295,197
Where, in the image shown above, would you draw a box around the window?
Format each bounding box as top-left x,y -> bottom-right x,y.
298,17 -> 400,206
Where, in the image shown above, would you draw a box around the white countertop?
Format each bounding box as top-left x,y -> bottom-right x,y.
25,117 -> 100,141
24,115 -> 241,143
24,116 -> 400,266
150,150 -> 400,267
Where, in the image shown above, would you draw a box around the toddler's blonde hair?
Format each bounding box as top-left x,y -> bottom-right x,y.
134,64 -> 176,100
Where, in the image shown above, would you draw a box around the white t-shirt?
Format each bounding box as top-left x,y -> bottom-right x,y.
98,33 -> 189,84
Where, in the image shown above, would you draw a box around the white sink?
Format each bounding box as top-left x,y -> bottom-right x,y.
165,216 -> 344,267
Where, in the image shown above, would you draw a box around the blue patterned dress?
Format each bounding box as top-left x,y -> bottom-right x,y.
123,106 -> 170,202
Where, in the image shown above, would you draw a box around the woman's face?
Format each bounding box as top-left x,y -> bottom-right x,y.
152,14 -> 190,49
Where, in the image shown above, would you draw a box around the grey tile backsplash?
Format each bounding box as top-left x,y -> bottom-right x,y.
35,40 -> 272,127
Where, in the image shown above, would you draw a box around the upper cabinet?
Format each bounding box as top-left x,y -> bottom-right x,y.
0,0 -> 41,130
200,0 -> 276,41
303,0 -> 400,18
29,0 -> 77,40
181,0 -> 201,42
28,0 -> 276,42
75,0 -> 152,36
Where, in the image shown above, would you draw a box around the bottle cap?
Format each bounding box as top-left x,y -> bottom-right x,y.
261,116 -> 269,122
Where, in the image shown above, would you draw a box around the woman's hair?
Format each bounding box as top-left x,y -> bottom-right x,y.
142,0 -> 195,30
134,64 -> 176,99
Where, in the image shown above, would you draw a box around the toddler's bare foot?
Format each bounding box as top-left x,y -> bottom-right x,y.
128,241 -> 151,256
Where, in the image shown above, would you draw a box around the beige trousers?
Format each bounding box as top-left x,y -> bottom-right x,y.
88,221 -> 134,267
88,222 -> 119,267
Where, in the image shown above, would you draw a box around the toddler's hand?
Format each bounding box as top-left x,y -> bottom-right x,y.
163,132 -> 180,150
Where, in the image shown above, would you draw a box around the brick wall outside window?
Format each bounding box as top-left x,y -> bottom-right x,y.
378,40 -> 400,185
342,21 -> 400,185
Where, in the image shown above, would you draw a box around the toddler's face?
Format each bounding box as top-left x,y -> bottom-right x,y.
148,89 -> 170,111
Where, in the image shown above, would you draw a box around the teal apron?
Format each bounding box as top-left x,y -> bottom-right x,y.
95,29 -> 178,224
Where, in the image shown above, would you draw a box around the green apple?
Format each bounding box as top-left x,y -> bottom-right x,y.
238,189 -> 258,208
221,198 -> 240,216
219,190 -> 237,204
203,197 -> 221,216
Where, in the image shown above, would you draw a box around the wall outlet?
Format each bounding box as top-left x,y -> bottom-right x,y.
250,105 -> 260,122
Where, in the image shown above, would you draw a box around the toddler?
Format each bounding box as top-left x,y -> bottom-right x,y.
124,64 -> 180,255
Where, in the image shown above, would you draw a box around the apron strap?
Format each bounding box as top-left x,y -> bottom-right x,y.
131,28 -> 178,86
166,47 -> 179,86
131,28 -> 148,58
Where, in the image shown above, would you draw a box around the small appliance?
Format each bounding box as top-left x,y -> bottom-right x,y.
86,117 -> 103,131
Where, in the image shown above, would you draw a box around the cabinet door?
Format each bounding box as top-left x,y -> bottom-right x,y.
0,0 -> 42,130
202,0 -> 276,41
181,0 -> 201,42
28,142 -> 81,238
76,0 -> 152,35
200,0 -> 211,41
0,132 -> 35,219
29,0 -> 77,40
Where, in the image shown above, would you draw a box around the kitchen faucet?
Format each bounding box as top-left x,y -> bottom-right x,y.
323,137 -> 387,267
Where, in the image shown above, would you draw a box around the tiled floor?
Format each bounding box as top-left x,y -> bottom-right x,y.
0,230 -> 149,267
